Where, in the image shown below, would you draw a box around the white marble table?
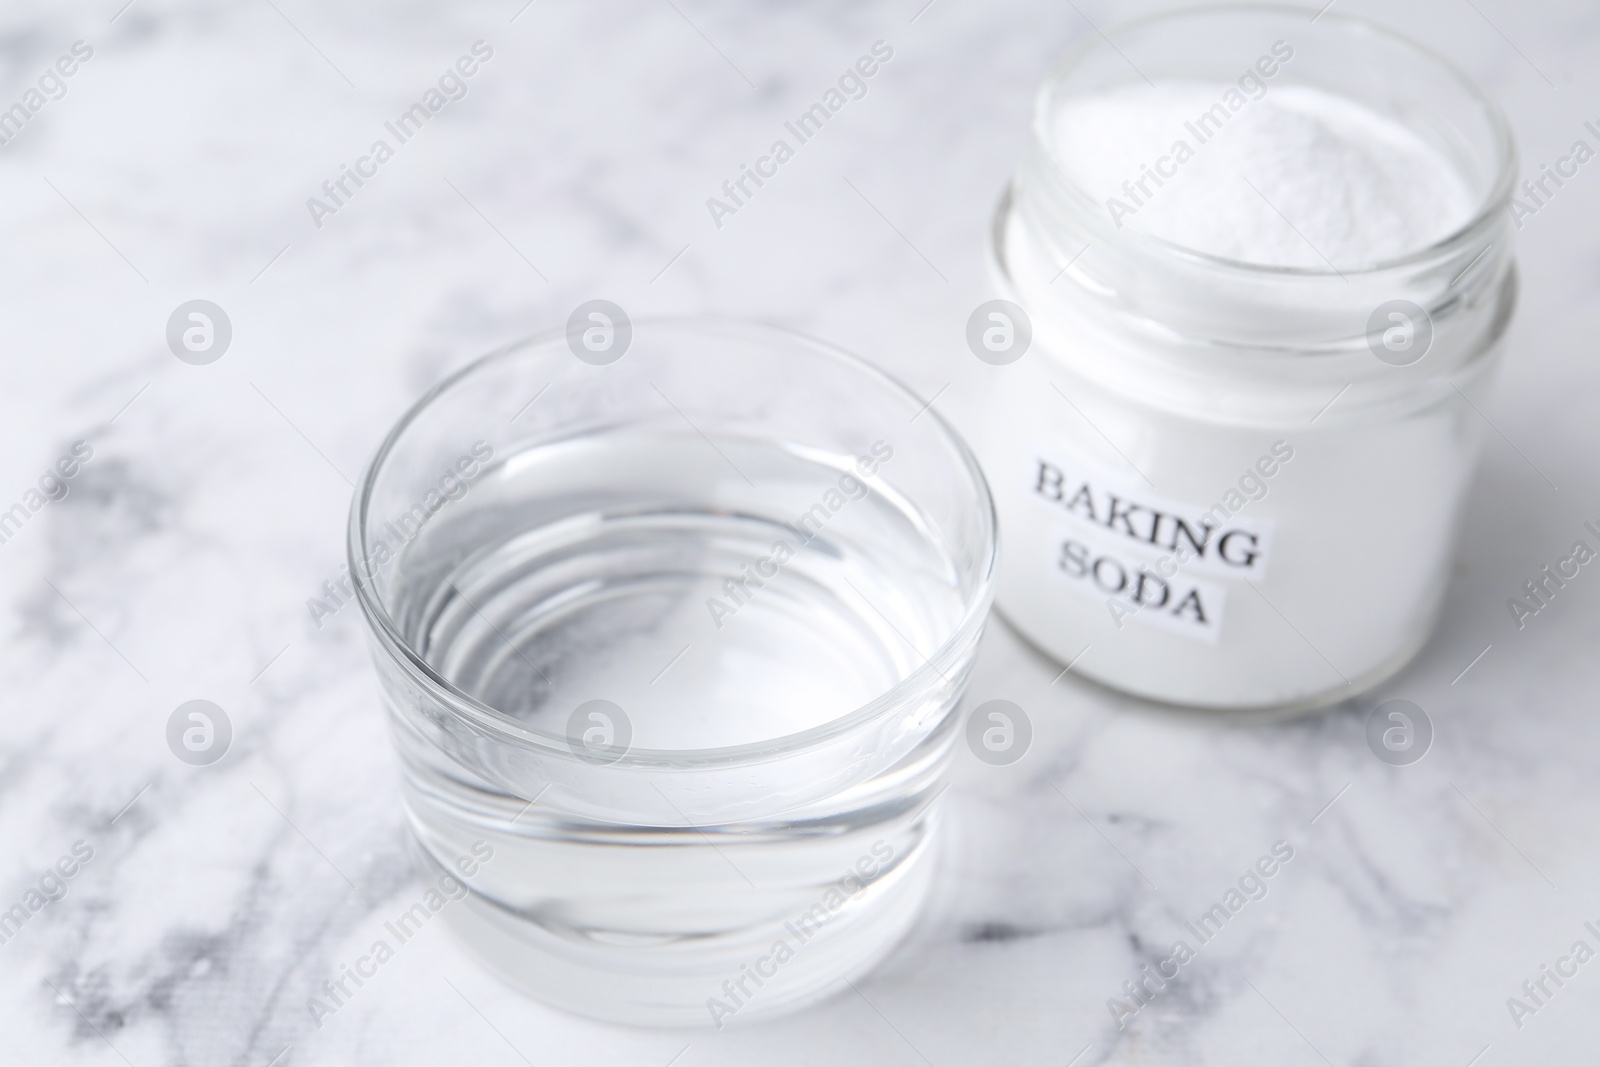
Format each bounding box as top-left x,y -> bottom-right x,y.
2,0 -> 1598,1063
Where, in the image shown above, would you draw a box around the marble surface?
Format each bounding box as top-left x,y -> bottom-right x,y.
3,0 -> 1599,1063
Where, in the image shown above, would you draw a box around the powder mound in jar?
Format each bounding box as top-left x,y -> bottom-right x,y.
1049,82 -> 1478,269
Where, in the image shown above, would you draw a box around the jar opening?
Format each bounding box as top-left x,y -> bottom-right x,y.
1026,4 -> 1517,279
1002,6 -> 1518,357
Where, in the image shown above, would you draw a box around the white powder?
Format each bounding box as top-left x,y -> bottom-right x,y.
1050,82 -> 1477,268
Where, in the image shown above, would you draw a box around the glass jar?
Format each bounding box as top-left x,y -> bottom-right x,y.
978,7 -> 1517,712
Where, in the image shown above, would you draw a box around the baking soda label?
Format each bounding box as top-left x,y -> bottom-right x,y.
1031,455 -> 1274,642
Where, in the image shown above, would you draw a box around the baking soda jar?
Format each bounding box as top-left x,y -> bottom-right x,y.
978,6 -> 1517,711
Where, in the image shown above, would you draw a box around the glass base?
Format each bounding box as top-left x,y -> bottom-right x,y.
423,822 -> 938,1028
395,719 -> 954,1030
994,600 -> 1437,720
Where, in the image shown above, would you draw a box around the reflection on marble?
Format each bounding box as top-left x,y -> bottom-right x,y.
2,0 -> 1599,1063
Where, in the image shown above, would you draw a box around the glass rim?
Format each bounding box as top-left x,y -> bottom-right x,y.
347,316 -> 999,769
1029,2 -> 1518,279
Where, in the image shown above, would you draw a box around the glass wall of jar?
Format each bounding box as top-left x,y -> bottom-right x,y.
976,6 -> 1517,712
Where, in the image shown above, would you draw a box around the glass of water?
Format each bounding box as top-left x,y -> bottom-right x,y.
349,318 -> 996,1027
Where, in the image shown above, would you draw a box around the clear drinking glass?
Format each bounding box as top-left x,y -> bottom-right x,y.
348,318 -> 996,1027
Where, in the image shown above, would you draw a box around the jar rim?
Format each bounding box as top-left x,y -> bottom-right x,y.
1028,3 -> 1519,279
346,317 -> 999,769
